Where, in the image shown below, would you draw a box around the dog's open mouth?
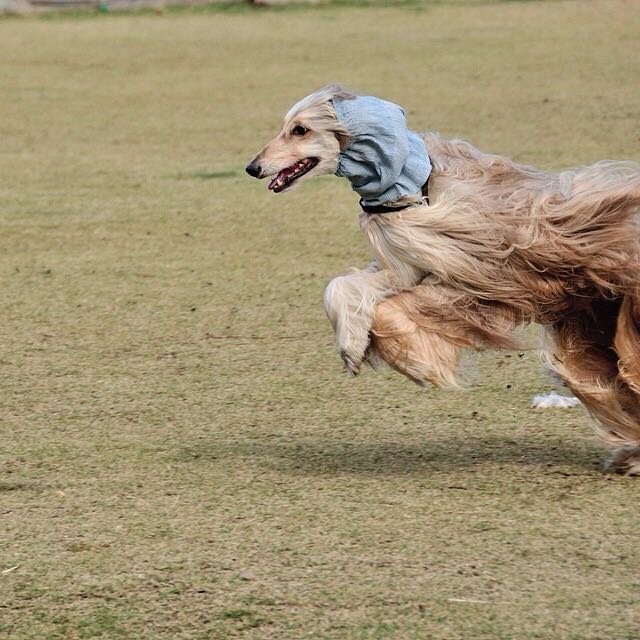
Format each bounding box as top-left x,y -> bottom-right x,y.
268,157 -> 319,193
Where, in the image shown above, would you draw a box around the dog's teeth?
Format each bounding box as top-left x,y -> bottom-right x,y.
268,158 -> 317,193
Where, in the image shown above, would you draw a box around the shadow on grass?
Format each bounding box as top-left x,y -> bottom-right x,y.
29,0 -> 432,22
173,169 -> 238,180
178,434 -> 606,476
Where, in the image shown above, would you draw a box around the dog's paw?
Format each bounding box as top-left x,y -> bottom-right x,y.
340,349 -> 362,377
339,335 -> 373,377
605,447 -> 640,476
334,316 -> 373,378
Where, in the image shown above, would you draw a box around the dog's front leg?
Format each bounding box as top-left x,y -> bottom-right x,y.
324,262 -> 421,376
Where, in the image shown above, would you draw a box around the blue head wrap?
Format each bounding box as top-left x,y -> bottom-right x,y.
333,96 -> 431,207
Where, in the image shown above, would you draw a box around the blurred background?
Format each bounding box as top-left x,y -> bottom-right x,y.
1,2 -> 639,639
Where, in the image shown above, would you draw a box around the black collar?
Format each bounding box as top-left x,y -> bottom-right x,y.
360,174 -> 430,215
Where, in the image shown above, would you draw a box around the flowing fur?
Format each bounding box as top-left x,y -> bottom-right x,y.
248,85 -> 640,474
366,135 -> 640,473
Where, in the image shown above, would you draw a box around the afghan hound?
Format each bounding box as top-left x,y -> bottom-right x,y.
246,85 -> 640,475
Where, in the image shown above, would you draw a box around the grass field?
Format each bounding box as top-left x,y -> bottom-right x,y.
1,1 -> 640,638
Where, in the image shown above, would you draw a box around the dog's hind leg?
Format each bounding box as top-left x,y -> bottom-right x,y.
370,281 -> 524,388
542,298 -> 640,475
610,290 -> 640,474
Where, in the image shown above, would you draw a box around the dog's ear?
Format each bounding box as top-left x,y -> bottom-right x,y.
335,131 -> 350,152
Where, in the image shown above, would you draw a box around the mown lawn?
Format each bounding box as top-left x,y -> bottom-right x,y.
1,1 -> 639,638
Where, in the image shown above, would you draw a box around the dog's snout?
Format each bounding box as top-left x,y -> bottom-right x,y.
245,162 -> 262,178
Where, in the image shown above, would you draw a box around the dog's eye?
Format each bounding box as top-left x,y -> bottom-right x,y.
292,125 -> 308,136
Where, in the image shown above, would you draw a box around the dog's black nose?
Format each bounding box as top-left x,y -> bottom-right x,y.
245,163 -> 261,178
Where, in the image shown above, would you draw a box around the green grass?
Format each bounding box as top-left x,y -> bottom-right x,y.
1,1 -> 640,638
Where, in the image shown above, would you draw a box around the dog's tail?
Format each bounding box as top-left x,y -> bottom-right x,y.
543,294 -> 640,475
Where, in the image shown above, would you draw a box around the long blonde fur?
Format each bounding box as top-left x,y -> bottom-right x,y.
367,134 -> 640,473
249,85 -> 640,474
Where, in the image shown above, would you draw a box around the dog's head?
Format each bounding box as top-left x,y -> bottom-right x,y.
246,84 -> 355,193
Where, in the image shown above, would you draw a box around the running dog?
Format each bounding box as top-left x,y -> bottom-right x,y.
246,85 -> 640,474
